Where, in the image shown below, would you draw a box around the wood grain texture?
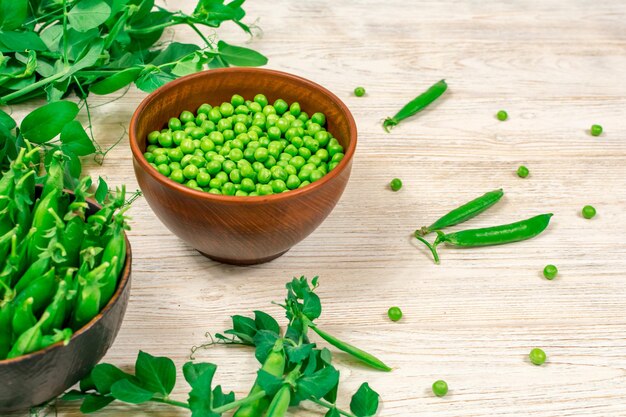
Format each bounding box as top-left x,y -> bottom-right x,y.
6,0 -> 626,415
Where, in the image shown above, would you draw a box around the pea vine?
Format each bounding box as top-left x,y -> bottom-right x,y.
63,277 -> 385,417
0,0 -> 266,184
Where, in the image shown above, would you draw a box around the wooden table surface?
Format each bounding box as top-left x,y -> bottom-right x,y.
10,0 -> 626,416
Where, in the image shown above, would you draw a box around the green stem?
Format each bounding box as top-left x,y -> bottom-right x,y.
126,21 -> 176,35
0,70 -> 69,104
309,398 -> 357,417
62,0 -> 69,66
188,22 -> 214,48
150,397 -> 190,409
414,232 -> 440,264
212,390 -> 267,414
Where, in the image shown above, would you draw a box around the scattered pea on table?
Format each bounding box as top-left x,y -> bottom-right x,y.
590,124 -> 603,136
390,178 -> 403,191
497,110 -> 508,121
354,86 -> 366,97
543,264 -> 558,280
582,205 -> 596,219
432,380 -> 448,397
387,306 -> 403,322
529,348 -> 547,366
517,165 -> 529,178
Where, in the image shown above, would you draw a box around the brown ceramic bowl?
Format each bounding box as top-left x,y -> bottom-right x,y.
129,68 -> 357,265
0,187 -> 132,412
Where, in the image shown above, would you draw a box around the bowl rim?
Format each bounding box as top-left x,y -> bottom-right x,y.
0,192 -> 132,365
129,67 -> 357,205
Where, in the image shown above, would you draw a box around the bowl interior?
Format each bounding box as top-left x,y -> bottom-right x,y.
131,68 -> 355,171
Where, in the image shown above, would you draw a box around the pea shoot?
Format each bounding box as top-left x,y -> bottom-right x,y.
517,165 -> 529,178
390,178 -> 403,191
432,380 -> 449,397
529,348 -> 547,366
387,306 -> 403,322
497,110 -> 508,121
590,124 -> 603,136
354,87 -> 366,97
582,205 -> 596,219
543,264 -> 558,280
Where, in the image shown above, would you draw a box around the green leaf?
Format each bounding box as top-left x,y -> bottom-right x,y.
135,350 -> 176,396
254,310 -> 280,334
60,390 -> 89,401
59,39 -> 105,81
0,0 -> 28,31
350,383 -> 380,417
61,120 -> 96,156
91,363 -> 134,395
183,362 -> 215,386
134,68 -> 175,93
0,108 -> 15,130
171,52 -> 207,77
110,379 -> 153,404
253,329 -> 280,363
79,374 -> 96,392
325,408 -> 340,417
66,28 -> 100,61
68,0 -> 112,32
95,176 -> 108,204
90,67 -> 142,95
150,42 -> 200,66
302,291 -> 321,320
256,369 -> 283,396
63,148 -> 82,184
232,315 -> 257,338
80,394 -> 115,413
296,367 -> 339,400
216,40 -> 267,67
212,385 -> 235,409
286,343 -> 315,364
186,362 -> 220,417
0,31 -> 47,52
20,100 -> 79,143
39,25 -> 63,53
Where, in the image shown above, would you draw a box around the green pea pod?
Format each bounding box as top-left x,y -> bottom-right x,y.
418,189 -> 504,236
59,216 -> 86,267
70,262 -> 110,330
41,278 -> 74,334
41,150 -> 65,200
98,256 -> 119,310
415,213 -> 553,264
14,256 -> 51,294
234,341 -> 286,417
0,226 -> 18,268
14,267 -> 57,315
28,190 -> 61,264
40,328 -> 73,349
7,311 -> 50,359
12,297 -> 36,338
0,302 -> 14,359
383,79 -> 448,132
310,325 -> 391,371
265,384 -> 291,417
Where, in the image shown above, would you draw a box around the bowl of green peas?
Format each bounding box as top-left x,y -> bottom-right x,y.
129,68 -> 356,265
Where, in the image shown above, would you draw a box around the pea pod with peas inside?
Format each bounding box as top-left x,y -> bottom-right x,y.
415,213 -> 553,264
383,79 -> 448,132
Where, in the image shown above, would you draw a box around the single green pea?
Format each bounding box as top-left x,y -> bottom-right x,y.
235,190 -> 248,197
354,86 -> 365,97
196,171 -> 211,187
590,124 -> 603,136
289,102 -> 301,117
257,168 -> 272,184
271,179 -> 287,193
181,154 -> 193,168
254,94 -> 269,107
582,205 -> 596,219
432,380 -> 448,397
157,164 -> 171,177
298,111 -> 309,122
143,152 -> 155,163
291,136 -> 304,149
390,178 -> 402,191
248,101 -> 263,113
529,348 -> 546,366
217,118 -> 232,132
315,131 -> 330,147
154,154 -> 169,165
180,139 -> 195,155
254,147 -> 269,162
298,147 -> 312,160
209,188 -> 222,195
222,160 -> 236,174
263,105 -> 277,116
222,182 -> 236,196
274,99 -> 288,115
309,170 -> 324,182
195,113 -> 208,125
276,118 -> 290,134
543,264 -> 558,280
146,144 -> 158,153
158,132 -> 173,148
241,178 -> 256,192
229,169 -> 242,184
183,164 -> 199,179
517,165 -> 529,178
219,102 -> 235,117
169,117 -> 182,131
197,103 -> 212,115
209,178 -> 223,189
231,94 -> 245,107
311,112 -> 326,126
147,131 -> 160,144
286,174 -> 301,189
298,180 -> 311,189
170,169 -> 184,183
168,147 -> 183,162
234,122 -> 247,135
496,110 -> 508,121
387,306 -> 402,321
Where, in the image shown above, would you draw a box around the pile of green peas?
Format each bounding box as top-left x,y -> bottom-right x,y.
143,94 -> 346,196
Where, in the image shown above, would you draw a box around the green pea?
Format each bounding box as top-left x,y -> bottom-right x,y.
222,160 -> 236,174
196,171 -> 211,187
290,102 -> 301,116
354,86 -> 365,97
328,143 -> 343,157
582,205 -> 596,219
274,99 -> 288,115
266,114 -> 279,128
209,178 -> 223,189
143,152 -> 155,163
286,174 -> 301,189
304,137 -> 319,153
252,161 -> 265,172
235,190 -> 248,197
289,156 -> 306,170
222,182 -> 236,196
208,108 -> 222,123
209,188 -> 222,195
147,131 -> 160,144
298,147 -> 312,160
258,184 -> 273,195
157,132 -> 172,147
284,165 -> 297,176
311,112 -> 326,126
154,154 -> 169,165
254,147 -> 269,162
315,148 -> 329,161
291,136 -> 304,149
517,165 -> 529,178
208,131 -> 224,146
432,380 -> 448,397
197,103 -> 212,115
181,154 -> 193,168
387,306 -> 402,321
309,170 -> 324,182
169,161 -> 181,171
219,102 -> 234,117
315,131 -> 330,147
276,118 -> 290,134
233,122 -> 246,135
298,168 -> 312,182
257,168 -> 272,184
200,138 -> 215,153
298,111 -> 309,122
241,178 -> 256,192
231,94 -> 245,107
254,94 -> 269,107
298,180 -> 311,189
307,123 -> 322,135
157,164 -> 171,177
168,147 -> 183,162
390,178 -> 402,191
529,348 -> 546,366
229,169 -> 242,184
190,155 -> 205,168
248,101 -> 262,113
168,117 -> 182,131
271,179 -> 287,193
170,169 -> 184,183
331,152 -> 344,163
173,130 -> 186,145
271,166 -> 288,182
591,124 -> 602,136
183,164 -> 199,179
223,129 -> 235,141
328,161 -> 339,171
180,139 -> 194,155
263,105 -> 276,116
496,110 -> 508,121
284,145 -> 298,157
180,110 -> 195,124
146,144 -> 158,153
543,264 -> 558,280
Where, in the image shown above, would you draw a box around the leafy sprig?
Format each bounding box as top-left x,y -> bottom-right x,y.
65,277 -> 383,417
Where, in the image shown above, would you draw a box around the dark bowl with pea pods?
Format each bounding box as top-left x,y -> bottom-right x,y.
0,187 -> 132,412
129,68 -> 357,265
